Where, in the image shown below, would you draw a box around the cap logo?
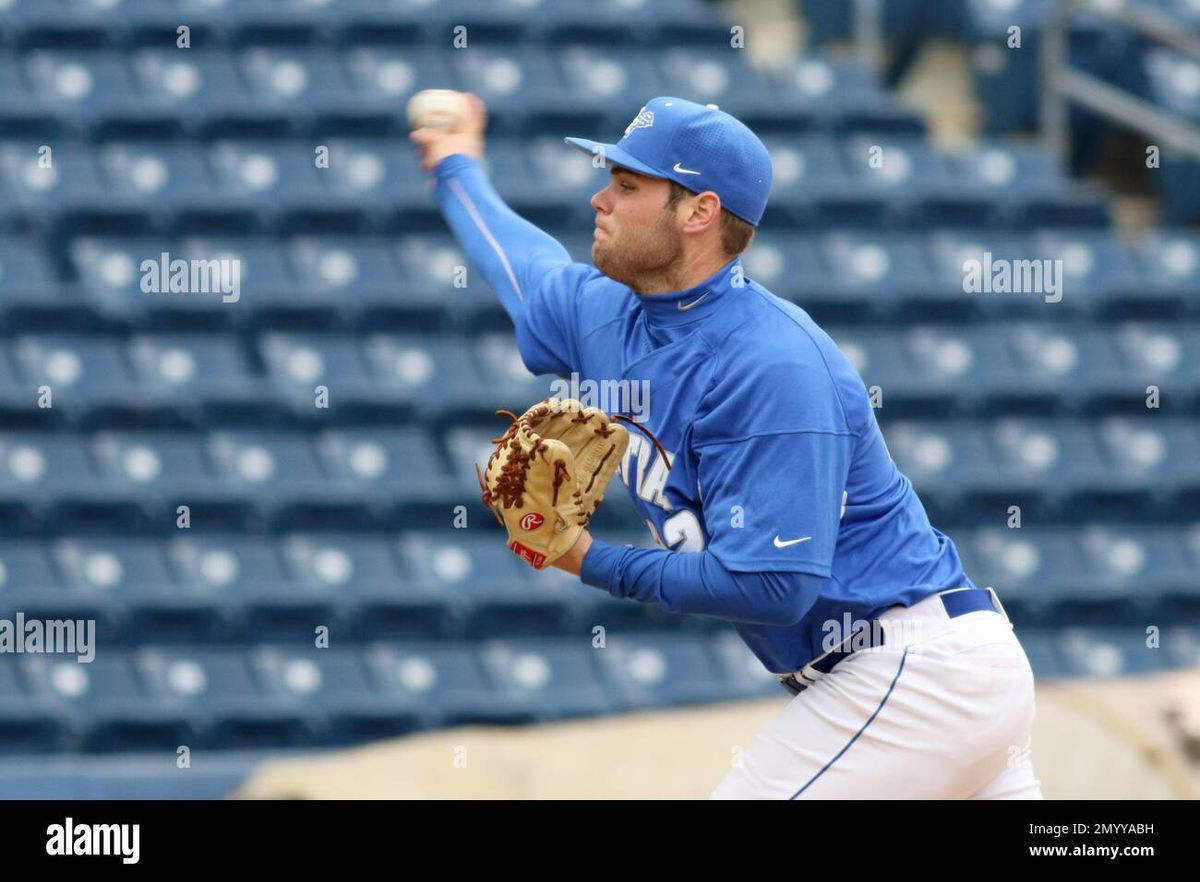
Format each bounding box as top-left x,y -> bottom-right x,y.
624,108 -> 654,136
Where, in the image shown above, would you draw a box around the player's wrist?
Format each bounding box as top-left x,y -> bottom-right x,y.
551,529 -> 592,577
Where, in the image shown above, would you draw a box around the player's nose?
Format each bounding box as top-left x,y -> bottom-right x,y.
590,186 -> 610,214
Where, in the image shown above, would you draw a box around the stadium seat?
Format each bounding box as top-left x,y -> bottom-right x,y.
477,637 -> 616,721
592,632 -> 733,709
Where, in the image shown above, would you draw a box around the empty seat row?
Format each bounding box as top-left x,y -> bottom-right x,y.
1,623 -> 1196,754
0,135 -> 1098,233
0,630 -> 779,753
0,0 -> 740,49
0,529 -> 664,642
4,229 -> 1196,329
0,48 -> 914,136
0,416 -> 1195,526
886,416 -> 1200,518
1,322 -> 1194,424
0,522 -> 1196,641
0,331 -> 559,423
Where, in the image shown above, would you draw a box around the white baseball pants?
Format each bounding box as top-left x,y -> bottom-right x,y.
711,588 -> 1044,799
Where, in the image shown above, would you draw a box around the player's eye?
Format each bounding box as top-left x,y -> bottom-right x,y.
618,182 -> 633,192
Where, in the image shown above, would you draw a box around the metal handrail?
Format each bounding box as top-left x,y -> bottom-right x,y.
1042,0 -> 1200,162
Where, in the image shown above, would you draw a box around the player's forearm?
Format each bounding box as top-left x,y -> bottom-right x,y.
432,154 -> 572,321
580,539 -> 821,626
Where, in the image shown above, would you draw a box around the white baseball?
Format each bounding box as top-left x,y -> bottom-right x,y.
406,89 -> 469,131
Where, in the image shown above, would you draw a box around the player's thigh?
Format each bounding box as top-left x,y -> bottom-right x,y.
712,619 -> 1038,799
711,648 -> 924,800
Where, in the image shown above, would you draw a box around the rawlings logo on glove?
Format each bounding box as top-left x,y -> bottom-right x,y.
476,397 -> 654,570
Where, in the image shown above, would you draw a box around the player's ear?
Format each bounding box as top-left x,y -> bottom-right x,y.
684,191 -> 723,232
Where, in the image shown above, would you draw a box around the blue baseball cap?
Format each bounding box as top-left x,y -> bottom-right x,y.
564,96 -> 774,227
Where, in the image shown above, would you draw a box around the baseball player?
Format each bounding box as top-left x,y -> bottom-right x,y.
410,94 -> 1044,799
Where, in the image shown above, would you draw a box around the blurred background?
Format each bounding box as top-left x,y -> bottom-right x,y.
0,0 -> 1196,799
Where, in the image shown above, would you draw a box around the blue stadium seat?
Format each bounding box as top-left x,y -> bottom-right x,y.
982,419 -> 1109,512
393,234 -> 508,326
238,47 -> 352,106
843,135 -> 958,195
398,532 -> 575,636
1091,418 -> 1200,511
49,537 -> 223,643
924,230 -> 1033,317
767,58 -> 925,134
258,332 -> 374,416
874,420 -> 993,517
534,0 -> 704,44
0,433 -> 105,522
20,653 -> 192,753
249,645 -> 420,744
11,335 -> 137,420
761,134 -> 853,227
318,137 -> 427,213
939,141 -> 1110,228
204,430 -> 327,521
0,237 -> 60,302
1111,322 -> 1200,407
364,641 -> 536,727
820,232 -> 933,319
654,49 -> 779,114
1064,524 -> 1191,622
966,528 -> 1082,618
1057,628 -> 1168,677
126,334 -> 264,420
709,631 -> 784,698
0,141 -> 109,216
1032,230 -> 1141,315
448,48 -> 575,133
593,632 -> 733,708
361,334 -> 489,419
1131,233 -> 1200,313
557,47 -> 667,110
1168,522 -> 1200,616
22,50 -> 136,123
119,48 -> 255,133
832,325 -> 972,414
0,656 -> 64,753
342,47 -> 453,106
1161,626 -> 1200,669
97,141 -> 215,222
742,233 -> 860,318
315,428 -> 453,510
89,432 -> 217,513
135,646 -> 308,749
1014,628 -> 1067,678
472,333 -> 560,409
477,637 -> 615,720
207,140 -> 328,219
979,324 -> 1129,411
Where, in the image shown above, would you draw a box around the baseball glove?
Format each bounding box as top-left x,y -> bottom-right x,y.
476,397 -> 657,569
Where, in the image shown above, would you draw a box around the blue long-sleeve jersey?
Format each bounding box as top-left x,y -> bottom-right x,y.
431,154 -> 974,674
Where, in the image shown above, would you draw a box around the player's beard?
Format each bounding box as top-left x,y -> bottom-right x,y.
592,210 -> 683,293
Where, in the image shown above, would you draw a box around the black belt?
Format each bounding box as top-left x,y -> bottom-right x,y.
778,588 -> 1001,696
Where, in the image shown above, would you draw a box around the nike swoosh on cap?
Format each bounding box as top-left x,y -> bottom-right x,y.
673,162 -> 701,175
